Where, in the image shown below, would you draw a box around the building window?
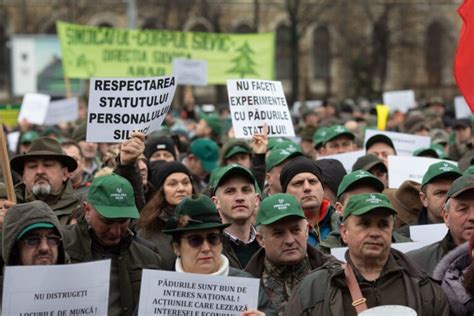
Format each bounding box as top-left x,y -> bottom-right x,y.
233,23 -> 253,34
425,21 -> 444,86
276,24 -> 291,80
313,26 -> 330,79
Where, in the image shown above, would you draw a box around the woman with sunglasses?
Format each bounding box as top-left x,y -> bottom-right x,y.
163,195 -> 276,316
138,161 -> 195,270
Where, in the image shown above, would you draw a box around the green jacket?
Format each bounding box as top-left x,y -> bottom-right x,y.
61,219 -> 163,316
318,231 -> 412,254
15,180 -> 81,225
2,200 -> 67,265
406,232 -> 456,276
286,248 -> 450,316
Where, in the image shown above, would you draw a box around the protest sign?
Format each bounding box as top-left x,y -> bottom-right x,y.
409,224 -> 448,245
388,156 -> 457,188
454,96 -> 472,119
138,269 -> 259,316
227,79 -> 295,138
2,260 -> 110,316
382,90 -> 416,113
56,21 -> 275,84
87,75 -> 177,142
172,58 -> 208,86
44,98 -> 79,125
317,150 -> 365,173
0,104 -> 21,128
18,93 -> 51,125
364,129 -> 431,156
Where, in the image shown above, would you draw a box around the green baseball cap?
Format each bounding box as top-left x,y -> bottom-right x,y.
271,140 -> 303,153
268,137 -> 291,150
337,170 -> 385,199
200,112 -> 222,136
17,222 -> 55,240
464,165 -> 474,175
224,145 -> 251,160
430,144 -> 448,159
322,125 -> 355,146
446,174 -> 474,200
190,138 -> 219,173
256,193 -> 305,226
313,127 -> 329,149
212,164 -> 256,195
343,193 -> 397,221
20,131 -> 39,144
266,148 -> 303,172
421,161 -> 461,187
87,173 -> 139,219
163,195 -> 231,234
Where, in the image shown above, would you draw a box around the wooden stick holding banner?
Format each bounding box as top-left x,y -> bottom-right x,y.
0,126 -> 17,203
64,75 -> 72,98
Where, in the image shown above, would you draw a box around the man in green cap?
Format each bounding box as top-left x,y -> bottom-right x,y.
264,148 -> 302,197
287,193 -> 449,315
62,173 -> 163,316
211,164 -> 261,269
408,174 -> 474,276
18,130 -> 39,154
398,161 -> 461,238
245,193 -> 333,314
195,112 -> 223,143
319,125 -> 357,156
183,138 -> 219,193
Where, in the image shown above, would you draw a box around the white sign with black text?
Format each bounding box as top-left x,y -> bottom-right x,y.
18,93 -> 51,125
172,58 -> 208,86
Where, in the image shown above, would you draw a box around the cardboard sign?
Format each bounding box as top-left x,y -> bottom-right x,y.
382,90 -> 416,113
227,79 -> 295,138
87,76 -> 177,142
388,156 -> 457,188
317,150 -> 365,173
138,269 -> 259,316
2,260 -> 110,315
172,58 -> 208,86
409,224 -> 448,245
18,93 -> 51,125
454,96 -> 472,119
364,129 -> 431,156
44,98 -> 79,125
57,21 -> 275,83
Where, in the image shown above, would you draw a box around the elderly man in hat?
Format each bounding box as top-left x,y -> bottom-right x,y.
61,173 -> 163,316
245,193 -> 333,315
287,193 -> 449,315
211,164 -> 261,269
280,156 -> 339,246
8,137 -> 81,225
408,174 -> 474,276
319,125 -> 357,156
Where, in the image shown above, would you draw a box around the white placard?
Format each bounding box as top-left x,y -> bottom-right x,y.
388,156 -> 457,189
364,129 -> 431,156
44,97 -> 79,125
409,224 -> 448,244
317,150 -> 365,173
330,242 -> 427,262
11,37 -> 37,95
87,76 -> 177,143
227,79 -> 295,139
172,58 -> 208,86
18,93 -> 51,125
454,96 -> 472,119
7,131 -> 20,153
382,90 -> 416,113
2,260 -> 110,315
138,269 -> 259,316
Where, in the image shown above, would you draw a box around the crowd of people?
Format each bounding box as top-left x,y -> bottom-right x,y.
0,96 -> 473,315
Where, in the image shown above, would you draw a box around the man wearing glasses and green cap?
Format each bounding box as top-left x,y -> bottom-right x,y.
62,173 -> 163,316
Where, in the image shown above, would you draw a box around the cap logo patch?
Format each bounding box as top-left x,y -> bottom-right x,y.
273,200 -> 291,210
156,144 -> 166,149
335,126 -> 345,133
279,149 -> 290,156
365,194 -> 382,204
111,187 -> 127,200
439,163 -> 454,172
355,172 -> 368,178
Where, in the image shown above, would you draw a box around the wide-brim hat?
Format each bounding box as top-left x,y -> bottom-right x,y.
10,137 -> 77,173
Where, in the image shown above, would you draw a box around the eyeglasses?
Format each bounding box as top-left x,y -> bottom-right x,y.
185,233 -> 222,248
21,235 -> 62,247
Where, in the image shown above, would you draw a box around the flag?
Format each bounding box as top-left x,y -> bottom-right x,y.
454,0 -> 474,113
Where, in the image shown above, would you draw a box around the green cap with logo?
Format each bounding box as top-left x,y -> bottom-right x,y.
200,112 -> 222,136
446,174 -> 474,200
322,125 -> 355,145
421,161 -> 461,187
271,139 -> 303,153
225,145 -> 251,159
343,193 -> 397,221
17,222 -> 55,240
190,138 -> 219,173
313,127 -> 329,149
337,170 -> 385,199
256,193 -> 305,226
211,164 -> 256,195
266,148 -> 303,171
87,173 -> 139,219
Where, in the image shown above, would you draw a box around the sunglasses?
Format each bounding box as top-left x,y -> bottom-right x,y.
184,233 -> 222,248
21,235 -> 62,247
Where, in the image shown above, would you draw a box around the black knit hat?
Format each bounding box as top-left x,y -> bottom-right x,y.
144,136 -> 177,160
149,161 -> 192,190
280,156 -> 323,192
314,159 -> 347,197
